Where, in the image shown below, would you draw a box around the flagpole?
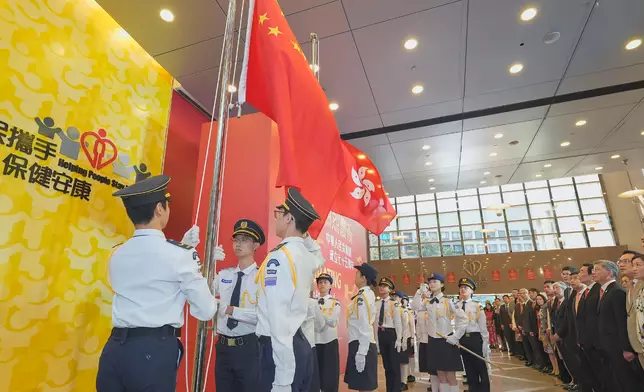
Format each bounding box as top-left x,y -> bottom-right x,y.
310,32 -> 320,82
191,0 -> 238,389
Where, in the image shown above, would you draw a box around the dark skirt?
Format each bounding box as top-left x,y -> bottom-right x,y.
419,341 -> 430,373
427,336 -> 463,372
399,337 -> 414,364
406,337 -> 415,356
344,340 -> 378,391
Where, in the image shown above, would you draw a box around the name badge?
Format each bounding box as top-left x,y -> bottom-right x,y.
221,279 -> 233,284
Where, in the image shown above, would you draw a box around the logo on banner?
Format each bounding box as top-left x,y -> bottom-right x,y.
526,268 -> 536,280
543,267 -> 553,279
508,269 -> 518,281
80,129 -> 118,170
491,270 -> 501,281
447,272 -> 456,283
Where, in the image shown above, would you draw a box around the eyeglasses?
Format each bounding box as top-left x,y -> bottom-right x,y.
232,236 -> 254,244
273,209 -> 285,219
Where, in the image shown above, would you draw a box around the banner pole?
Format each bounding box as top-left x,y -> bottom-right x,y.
191,0 -> 238,389
310,32 -> 320,82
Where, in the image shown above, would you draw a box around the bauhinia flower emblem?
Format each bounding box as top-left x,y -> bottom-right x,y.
350,166 -> 375,206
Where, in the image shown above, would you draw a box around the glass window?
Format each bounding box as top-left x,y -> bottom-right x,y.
525,180 -> 548,189
436,191 -> 455,199
397,196 -> 415,203
417,200 -> 436,214
479,186 -> 500,194
508,221 -> 532,235
532,219 -> 557,234
524,243 -> 534,251
483,223 -> 506,237
396,203 -> 415,216
379,232 -> 396,245
561,233 -> 587,249
398,216 -> 416,230
401,244 -> 419,258
580,198 -> 607,214
418,214 -> 438,228
460,210 -> 482,225
369,234 -> 378,246
530,203 -> 554,219
441,227 -> 460,241
438,198 -> 458,212
398,230 -> 418,243
421,243 -> 442,257
489,244 -> 498,252
416,193 -> 435,201
488,238 -> 509,253
511,238 -> 533,252
551,185 -> 576,201
582,214 -> 611,230
588,230 -> 616,247
464,240 -> 485,255
483,209 -> 504,223
458,196 -> 479,210
506,206 -> 529,221
558,216 -> 583,233
503,191 -> 526,206
576,182 -> 603,198
549,177 -> 573,186
458,189 -> 478,196
439,212 -> 459,226
461,224 -> 483,239
384,220 -> 397,232
480,193 -> 502,208
554,200 -> 580,217
574,174 -> 599,183
535,235 -> 560,250
369,247 -> 379,260
420,229 -> 439,242
527,188 -> 550,203
502,183 -> 523,191
514,244 -> 523,251
380,246 -> 399,260
442,242 -> 463,256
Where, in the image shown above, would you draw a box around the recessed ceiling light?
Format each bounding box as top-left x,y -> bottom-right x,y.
160,9 -> 175,22
357,154 -> 366,160
626,39 -> 642,51
595,166 -> 603,171
560,141 -> 571,147
404,38 -> 418,50
329,102 -> 339,111
535,174 -> 542,178
520,7 -> 538,21
428,178 -> 435,182
483,171 -> 490,175
412,85 -> 424,94
543,31 -> 561,44
425,161 -> 433,166
480,180 -> 487,184
489,152 -> 498,157
430,187 -> 436,190
228,85 -> 237,93
494,133 -> 504,139
641,130 -> 644,136
422,145 -> 430,150
509,63 -> 524,74
544,164 -> 552,168
611,154 -> 621,159
575,120 -> 587,127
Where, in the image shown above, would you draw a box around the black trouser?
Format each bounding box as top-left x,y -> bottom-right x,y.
316,339 -> 339,392
599,348 -> 644,392
97,326 -> 183,392
310,346 -> 320,392
501,325 -> 516,354
258,329 -> 313,392
579,344 -> 605,392
521,333 -> 534,364
554,342 -> 571,384
378,327 -> 401,392
215,333 -> 260,392
527,334 -> 544,367
459,332 -> 490,392
561,339 -> 584,385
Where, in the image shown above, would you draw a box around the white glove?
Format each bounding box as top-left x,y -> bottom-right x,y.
482,344 -> 490,359
446,335 -> 459,346
213,245 -> 225,261
402,339 -> 408,351
181,225 -> 200,247
355,353 -> 366,373
271,385 -> 291,392
395,339 -> 402,352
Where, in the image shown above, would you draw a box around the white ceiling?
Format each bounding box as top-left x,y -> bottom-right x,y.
97,0 -> 644,197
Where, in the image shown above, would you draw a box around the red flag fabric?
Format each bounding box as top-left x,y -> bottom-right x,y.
310,141 -> 396,236
240,0 -> 348,237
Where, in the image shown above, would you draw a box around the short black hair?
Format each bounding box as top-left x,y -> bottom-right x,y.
125,200 -> 167,225
562,266 -> 574,272
543,280 -> 555,285
622,250 -> 641,256
528,288 -> 539,294
581,263 -> 594,274
359,271 -> 377,287
280,207 -> 313,233
512,288 -> 519,291
502,295 -> 509,299
633,255 -> 644,263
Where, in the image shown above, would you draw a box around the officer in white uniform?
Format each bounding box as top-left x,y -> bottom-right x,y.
448,278 -> 490,392
315,273 -> 341,392
394,291 -> 411,391
374,277 -> 403,392
412,283 -> 436,391
344,263 -> 379,392
255,188 -> 326,392
96,175 -> 220,392
303,292 -> 326,392
213,219 -> 265,392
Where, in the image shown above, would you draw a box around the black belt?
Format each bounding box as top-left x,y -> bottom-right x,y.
463,332 -> 481,338
258,329 -> 304,344
218,333 -> 256,347
378,327 -> 395,332
111,325 -> 180,341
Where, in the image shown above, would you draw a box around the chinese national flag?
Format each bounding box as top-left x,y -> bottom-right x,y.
309,141 -> 396,236
240,0 -> 349,236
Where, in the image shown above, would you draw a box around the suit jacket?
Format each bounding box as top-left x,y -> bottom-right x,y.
626,281 -> 644,360
576,283 -> 601,349
513,302 -> 525,331
598,281 -> 633,354
500,304 -> 513,326
566,289 -> 580,343
555,295 -> 569,338
548,297 -> 560,332
521,299 -> 539,334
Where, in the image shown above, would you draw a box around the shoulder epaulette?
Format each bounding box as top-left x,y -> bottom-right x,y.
270,243 -> 287,252
166,239 -> 194,250
394,302 -> 400,307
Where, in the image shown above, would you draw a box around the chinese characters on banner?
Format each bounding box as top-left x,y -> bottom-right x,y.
389,274 -> 396,284
417,274 -> 424,284
543,267 -> 553,279
447,272 -> 456,283
317,212 -> 367,374
491,270 -> 501,281
526,268 -> 536,280
403,274 -> 410,285
508,269 -> 518,281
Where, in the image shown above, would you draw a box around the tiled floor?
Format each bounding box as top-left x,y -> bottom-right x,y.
339,349 -> 567,392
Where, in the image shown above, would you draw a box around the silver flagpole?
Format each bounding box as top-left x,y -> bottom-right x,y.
191,0 -> 238,389
310,33 -> 320,82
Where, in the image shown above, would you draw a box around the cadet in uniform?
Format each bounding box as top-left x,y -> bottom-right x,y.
213,219 -> 265,392
344,263 -> 379,392
97,175 -> 220,391
448,278 -> 490,392
394,291 -> 411,391
303,286 -> 326,392
375,277 -> 403,392
255,188 -> 326,392
402,295 -> 416,386
315,273 -> 341,392
412,283 -> 436,392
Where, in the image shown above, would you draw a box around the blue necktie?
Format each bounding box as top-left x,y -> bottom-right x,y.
227,271 -> 244,330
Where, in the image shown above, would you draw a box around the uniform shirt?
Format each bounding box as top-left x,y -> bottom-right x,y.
214,263 -> 259,337
415,310 -> 429,344
109,229 -> 217,328
453,299 -> 489,347
315,294 -> 341,344
401,307 -> 411,339
302,298 -> 326,348
425,293 -> 457,338
374,296 -> 403,347
412,292 -> 435,340
255,236 -> 325,387
347,286 -> 376,355
407,308 -> 416,340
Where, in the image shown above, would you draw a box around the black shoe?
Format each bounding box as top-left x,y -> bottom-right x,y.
524,362 -> 533,367
401,383 -> 409,391
427,387 -> 432,392
543,366 -> 553,373
408,375 -> 416,383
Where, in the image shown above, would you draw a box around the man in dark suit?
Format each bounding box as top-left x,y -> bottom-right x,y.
551,281 -> 572,385
519,288 -> 543,369
575,263 -> 605,392
499,295 -> 516,356
594,260 -> 644,392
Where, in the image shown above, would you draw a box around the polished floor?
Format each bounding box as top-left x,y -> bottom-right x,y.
339,348 -> 567,392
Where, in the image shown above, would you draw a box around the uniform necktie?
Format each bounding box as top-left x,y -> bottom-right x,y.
318,298 -> 325,305
378,300 -> 385,326
430,297 -> 439,304
461,301 -> 466,311
227,271 -> 244,330
599,287 -> 605,300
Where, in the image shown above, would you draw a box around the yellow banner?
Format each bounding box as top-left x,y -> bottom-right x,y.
0,1 -> 173,390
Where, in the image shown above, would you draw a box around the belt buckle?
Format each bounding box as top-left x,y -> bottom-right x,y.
227,338 -> 236,347
236,337 -> 244,346
465,333 -> 470,337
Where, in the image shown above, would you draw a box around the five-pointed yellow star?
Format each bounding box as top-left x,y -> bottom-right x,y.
259,13 -> 269,25
268,26 -> 283,36
291,40 -> 302,53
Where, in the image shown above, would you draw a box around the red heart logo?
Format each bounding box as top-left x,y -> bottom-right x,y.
81,129 -> 119,170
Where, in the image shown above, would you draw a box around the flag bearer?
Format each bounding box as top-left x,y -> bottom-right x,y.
448,278 -> 490,392
375,277 -> 403,392
255,188 -> 326,392
315,273 -> 341,392
344,263 -> 379,392
97,175 -> 220,391
412,283 -> 436,392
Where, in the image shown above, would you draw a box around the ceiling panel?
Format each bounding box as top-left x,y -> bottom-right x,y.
457,164 -> 517,189
595,101 -> 644,151
382,179 -> 409,198
460,120 -> 541,167
547,90 -> 644,117
558,63 -> 644,94
342,0 -> 457,29
462,107 -> 548,131
154,37 -> 225,78
381,99 -> 463,127
566,149 -> 644,177
346,134 -> 389,150
405,173 -> 458,196
338,115 -> 384,135
358,144 -> 401,180
391,133 -> 462,173
386,121 -> 462,144
285,1 -> 350,43
510,156 -> 585,183
463,82 -> 558,112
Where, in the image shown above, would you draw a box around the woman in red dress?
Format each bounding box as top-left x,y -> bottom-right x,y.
484,301 -> 498,348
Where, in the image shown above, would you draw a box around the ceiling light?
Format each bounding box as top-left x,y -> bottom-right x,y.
425,161 -> 433,166
487,203 -> 511,211
480,180 -> 487,184
228,85 -> 237,93
520,7 -> 538,21
489,152 -> 498,157
329,102 -> 339,111
385,192 -> 389,196
160,9 -> 175,22
595,166 -> 603,171
575,120 -> 587,127
618,189 -> 644,198
626,39 -> 642,51
494,133 -> 504,139
480,228 -> 497,233
640,130 -> 644,135
412,85 -> 424,94
543,31 -> 561,44
535,174 -> 542,178
544,164 -> 552,168
483,171 -> 490,175
611,154 -> 621,159
357,154 -> 366,160
430,187 -> 436,190
509,63 -> 524,74
428,178 -> 435,182
560,141 -> 570,147
422,145 -> 430,150
404,38 -> 418,50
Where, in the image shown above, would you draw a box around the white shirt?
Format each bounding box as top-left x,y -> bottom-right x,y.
401,307 -> 411,339
374,296 -> 403,348
109,229 -> 217,328
347,286 -> 376,355
302,298 -> 326,348
453,300 -> 489,348
412,291 -> 435,339
415,310 -> 429,344
256,236 -> 325,387
601,279 -> 616,292
214,263 -> 259,337
315,294 -> 341,344
425,293 -> 457,338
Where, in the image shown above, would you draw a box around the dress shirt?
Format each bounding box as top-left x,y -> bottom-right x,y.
453,300 -> 489,345
302,298 -> 326,348
348,286 -> 376,355
425,293 -> 457,338
255,235 -> 325,388
214,263 -> 259,336
412,291 -> 436,337
415,310 -> 428,343
601,279 -> 616,295
315,294 -> 341,344
110,229 -> 217,328
401,307 -> 411,339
